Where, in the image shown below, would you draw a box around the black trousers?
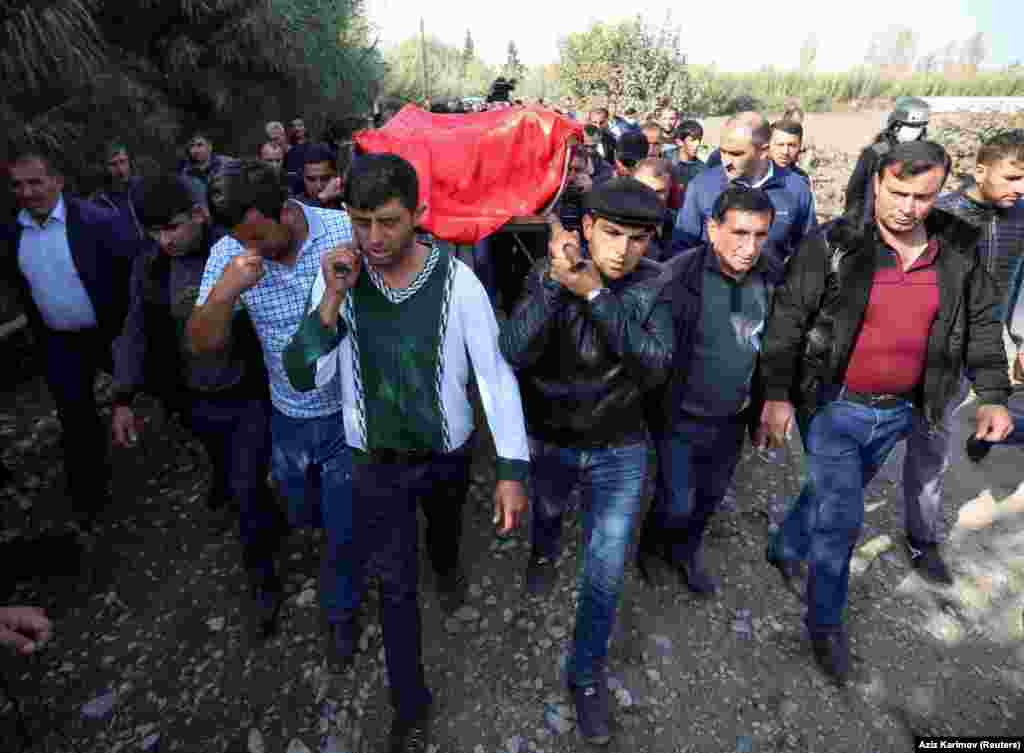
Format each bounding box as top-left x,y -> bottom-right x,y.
41,327 -> 112,520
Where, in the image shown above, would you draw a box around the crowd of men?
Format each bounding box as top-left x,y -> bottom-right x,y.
2,96 -> 1024,750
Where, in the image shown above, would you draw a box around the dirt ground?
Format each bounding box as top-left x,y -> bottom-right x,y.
2,111 -> 1024,753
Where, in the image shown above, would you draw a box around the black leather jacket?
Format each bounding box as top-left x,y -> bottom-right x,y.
761,209 -> 1010,427
499,257 -> 674,448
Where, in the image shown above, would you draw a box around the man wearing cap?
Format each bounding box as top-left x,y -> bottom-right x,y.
845,96 -> 931,219
500,178 -> 674,745
637,186 -> 784,596
614,130 -> 649,178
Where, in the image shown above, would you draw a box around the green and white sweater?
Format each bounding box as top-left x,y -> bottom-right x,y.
283,244 -> 530,483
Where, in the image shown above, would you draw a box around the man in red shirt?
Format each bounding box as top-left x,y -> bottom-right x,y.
756,140 -> 1014,683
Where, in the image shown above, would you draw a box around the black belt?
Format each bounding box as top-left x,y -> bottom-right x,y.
837,386 -> 914,409
356,447 -> 439,465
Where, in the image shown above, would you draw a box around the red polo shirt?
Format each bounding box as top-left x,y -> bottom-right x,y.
843,239 -> 941,395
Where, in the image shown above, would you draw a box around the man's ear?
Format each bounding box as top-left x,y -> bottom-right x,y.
707,217 -> 720,248
974,161 -> 988,186
581,213 -> 595,243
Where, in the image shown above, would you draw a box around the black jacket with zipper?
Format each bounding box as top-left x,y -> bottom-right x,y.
935,190 -> 1024,318
760,208 -> 1010,427
646,243 -> 785,440
499,256 -> 674,448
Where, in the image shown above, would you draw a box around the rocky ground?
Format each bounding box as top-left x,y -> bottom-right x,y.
0,337 -> 1022,753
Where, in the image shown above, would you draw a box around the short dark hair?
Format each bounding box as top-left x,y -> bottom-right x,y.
876,140 -> 951,182
976,129 -> 1024,167
641,121 -> 663,135
188,132 -> 211,145
674,120 -> 703,141
258,141 -> 283,158
135,175 -> 200,229
711,185 -> 776,225
9,146 -> 63,177
215,160 -> 289,229
104,142 -> 130,161
303,143 -> 336,169
344,153 -> 419,214
771,120 -> 804,141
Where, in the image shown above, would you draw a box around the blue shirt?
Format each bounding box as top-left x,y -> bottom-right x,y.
196,201 -> 352,418
670,164 -> 817,263
17,196 -> 99,331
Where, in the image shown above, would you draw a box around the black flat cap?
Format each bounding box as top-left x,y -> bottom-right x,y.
583,177 -> 664,227
616,130 -> 649,163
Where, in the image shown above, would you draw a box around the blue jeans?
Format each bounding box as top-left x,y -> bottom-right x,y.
185,395 -> 283,584
269,408 -> 355,624
350,444 -> 473,722
529,436 -> 648,687
772,399 -> 915,633
645,414 -> 747,562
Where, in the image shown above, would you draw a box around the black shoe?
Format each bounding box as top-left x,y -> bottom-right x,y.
525,553 -> 557,597
766,547 -> 806,601
907,539 -> 954,585
435,568 -> 467,614
328,618 -> 358,672
387,706 -> 431,752
811,629 -> 850,684
965,436 -> 992,463
679,547 -> 718,596
636,533 -> 672,586
571,681 -> 611,745
251,576 -> 283,639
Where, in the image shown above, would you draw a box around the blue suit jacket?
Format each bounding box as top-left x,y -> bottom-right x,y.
1,195 -> 141,346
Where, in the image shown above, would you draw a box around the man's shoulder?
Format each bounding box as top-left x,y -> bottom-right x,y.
209,231 -> 245,261
67,196 -> 120,226
774,167 -> 813,198
308,205 -> 352,239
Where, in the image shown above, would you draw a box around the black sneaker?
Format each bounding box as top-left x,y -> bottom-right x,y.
525,554 -> 557,597
635,528 -> 672,587
810,629 -> 851,684
965,436 -> 992,463
571,681 -> 611,745
679,546 -> 718,596
907,539 -> 954,585
436,568 -> 467,614
250,575 -> 283,639
328,618 -> 358,672
387,706 -> 431,752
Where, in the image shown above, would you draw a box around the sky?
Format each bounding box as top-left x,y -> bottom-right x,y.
365,0 -> 1021,71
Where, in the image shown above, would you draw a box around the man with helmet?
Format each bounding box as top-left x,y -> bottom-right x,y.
844,97 -> 931,218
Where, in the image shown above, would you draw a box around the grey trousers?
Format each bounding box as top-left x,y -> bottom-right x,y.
902,378 -> 972,544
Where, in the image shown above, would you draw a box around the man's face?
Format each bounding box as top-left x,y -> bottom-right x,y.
107,151 -> 132,183
769,130 -> 802,169
303,161 -> 337,201
720,129 -> 769,183
267,125 -> 286,150
642,127 -> 662,158
659,109 -> 679,134
633,171 -> 670,206
188,138 -> 212,166
146,209 -> 204,258
873,164 -> 946,236
707,209 -> 772,279
260,144 -> 285,173
10,159 -> 64,221
975,157 -> 1024,209
233,208 -> 294,260
679,134 -> 702,162
349,197 -> 424,269
289,119 -> 306,144
589,111 -> 608,130
568,153 -> 593,187
582,215 -> 654,280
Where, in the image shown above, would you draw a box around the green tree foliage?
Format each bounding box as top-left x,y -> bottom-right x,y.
383,34 -> 496,102
557,14 -> 691,114
504,41 -> 525,83
1,0 -> 384,197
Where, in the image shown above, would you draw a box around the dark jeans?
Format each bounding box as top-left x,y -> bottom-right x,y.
529,436 -> 648,687
471,236 -> 498,308
772,398 -> 915,633
644,413 -> 747,563
350,442 -> 473,722
270,408 -> 354,624
184,394 -> 282,584
42,328 -> 111,519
